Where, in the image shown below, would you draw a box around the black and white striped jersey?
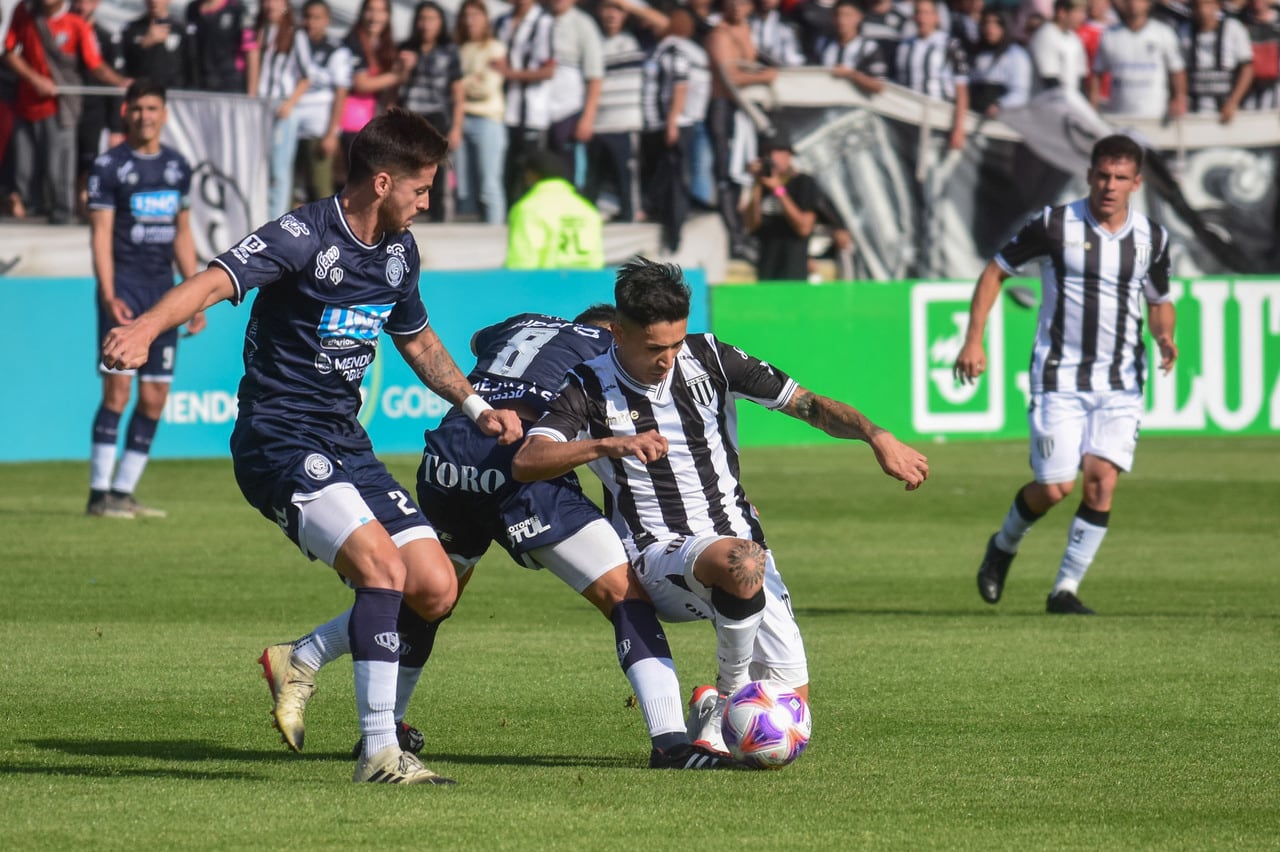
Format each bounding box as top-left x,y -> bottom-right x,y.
821,35 -> 891,80
995,199 -> 1173,394
528,333 -> 798,550
894,30 -> 970,100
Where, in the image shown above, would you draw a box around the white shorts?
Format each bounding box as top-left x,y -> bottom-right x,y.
1028,390 -> 1144,483
295,482 -> 437,568
629,535 -> 809,689
523,519 -> 628,594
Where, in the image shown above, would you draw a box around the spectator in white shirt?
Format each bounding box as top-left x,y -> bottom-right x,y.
547,0 -> 605,184
294,0 -> 350,204
1091,0 -> 1188,118
1029,0 -> 1089,95
970,9 -> 1034,116
494,0 -> 557,207
1181,0 -> 1254,122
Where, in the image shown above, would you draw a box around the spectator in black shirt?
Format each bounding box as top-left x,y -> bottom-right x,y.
74,0 -> 125,219
124,0 -> 192,88
397,0 -> 462,222
743,129 -> 819,282
186,0 -> 254,92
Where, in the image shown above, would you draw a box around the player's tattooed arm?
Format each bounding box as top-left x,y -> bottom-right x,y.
394,325 -> 477,405
784,387 -> 929,490
784,388 -> 887,442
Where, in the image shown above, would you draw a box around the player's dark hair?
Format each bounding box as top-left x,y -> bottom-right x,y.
347,108 -> 449,183
574,303 -> 616,327
834,0 -> 863,14
1090,134 -> 1144,171
615,258 -> 691,327
125,78 -> 166,104
302,0 -> 330,12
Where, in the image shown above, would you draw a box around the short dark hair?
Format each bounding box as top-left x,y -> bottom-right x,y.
525,149 -> 569,183
347,108 -> 449,184
1090,134 -> 1144,171
302,0 -> 330,14
614,258 -> 691,326
573,303 -> 616,327
125,78 -> 166,104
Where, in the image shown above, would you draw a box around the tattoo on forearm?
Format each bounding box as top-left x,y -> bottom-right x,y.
792,390 -> 885,442
408,339 -> 470,401
727,540 -> 767,589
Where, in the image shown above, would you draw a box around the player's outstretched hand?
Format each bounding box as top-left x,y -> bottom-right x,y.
606,430 -> 668,464
1156,337 -> 1178,375
101,321 -> 154,372
477,408 -> 524,445
953,341 -> 986,385
869,433 -> 929,491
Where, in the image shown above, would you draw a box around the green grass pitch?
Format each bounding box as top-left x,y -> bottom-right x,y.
1,437 -> 1277,850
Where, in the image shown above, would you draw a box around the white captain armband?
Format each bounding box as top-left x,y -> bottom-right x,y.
461,394 -> 494,424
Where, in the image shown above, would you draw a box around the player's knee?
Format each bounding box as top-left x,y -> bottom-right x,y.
700,539 -> 766,599
581,564 -> 637,617
1038,480 -> 1074,506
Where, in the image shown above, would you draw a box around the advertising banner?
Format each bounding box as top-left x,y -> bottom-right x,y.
4,270 -> 709,462
712,278 -> 1280,447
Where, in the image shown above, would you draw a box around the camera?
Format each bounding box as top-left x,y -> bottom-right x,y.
758,158 -> 772,178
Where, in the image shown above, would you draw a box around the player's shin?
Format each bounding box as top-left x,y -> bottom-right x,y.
995,485 -> 1046,553
710,587 -> 766,695
1054,505 -> 1110,594
349,587 -> 403,756
611,599 -> 687,747
110,413 -> 159,495
395,602 -> 444,722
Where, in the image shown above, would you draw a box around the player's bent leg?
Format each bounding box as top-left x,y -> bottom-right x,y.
692,538 -> 768,697
1048,454 -> 1121,615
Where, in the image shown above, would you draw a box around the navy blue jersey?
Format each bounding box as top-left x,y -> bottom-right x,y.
211,197 -> 427,451
87,143 -> 192,297
468,313 -> 613,417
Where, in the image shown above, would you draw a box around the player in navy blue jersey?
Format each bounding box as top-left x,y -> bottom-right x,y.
259,306 -> 739,770
514,258 -> 930,755
87,80 -> 200,520
102,108 -> 522,785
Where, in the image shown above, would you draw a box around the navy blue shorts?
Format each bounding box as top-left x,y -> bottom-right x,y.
232,416 -> 430,555
98,286 -> 179,380
416,413 -> 605,566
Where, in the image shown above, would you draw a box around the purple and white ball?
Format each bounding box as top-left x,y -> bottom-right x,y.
721,680 -> 812,769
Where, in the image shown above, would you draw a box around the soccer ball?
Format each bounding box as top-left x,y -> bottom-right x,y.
721,680 -> 812,769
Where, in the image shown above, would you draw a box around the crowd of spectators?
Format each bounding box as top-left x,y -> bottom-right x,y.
1,0 -> 1278,267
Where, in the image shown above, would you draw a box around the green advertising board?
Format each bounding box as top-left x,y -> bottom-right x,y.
711,278 -> 1280,446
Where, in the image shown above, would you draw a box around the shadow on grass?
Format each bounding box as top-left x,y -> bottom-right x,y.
0,762 -> 265,781
22,739 -> 635,770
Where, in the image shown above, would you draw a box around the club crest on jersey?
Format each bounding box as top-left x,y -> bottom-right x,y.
304,453 -> 334,480
386,253 -> 406,288
164,159 -> 182,185
1135,243 -> 1151,265
685,373 -> 715,406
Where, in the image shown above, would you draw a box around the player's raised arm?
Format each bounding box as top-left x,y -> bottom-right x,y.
101,265 -> 236,371
781,387 -> 929,490
392,325 -> 523,444
953,259 -> 1011,385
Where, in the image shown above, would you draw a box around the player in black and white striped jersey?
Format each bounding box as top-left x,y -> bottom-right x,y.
955,134 -> 1179,616
515,258 -> 929,754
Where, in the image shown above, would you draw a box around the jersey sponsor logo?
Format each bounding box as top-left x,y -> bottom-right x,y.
231,234 -> 268,263
421,452 -> 507,493
314,246 -> 342,283
374,631 -> 401,654
279,214 -> 310,237
87,175 -> 100,196
314,352 -> 333,375
130,189 -> 181,222
330,351 -> 375,381
606,408 -> 639,427
507,514 -> 552,544
318,303 -> 394,342
1063,240 -> 1091,250
685,373 -> 715,406
117,160 -> 136,184
320,336 -> 361,351
164,159 -> 183,185
304,453 -> 334,480
386,243 -> 407,288
130,223 -> 176,245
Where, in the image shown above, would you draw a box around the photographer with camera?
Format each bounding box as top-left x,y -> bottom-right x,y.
742,129 -> 820,282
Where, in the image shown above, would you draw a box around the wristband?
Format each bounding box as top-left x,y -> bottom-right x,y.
773,185 -> 787,198
461,394 -> 493,423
